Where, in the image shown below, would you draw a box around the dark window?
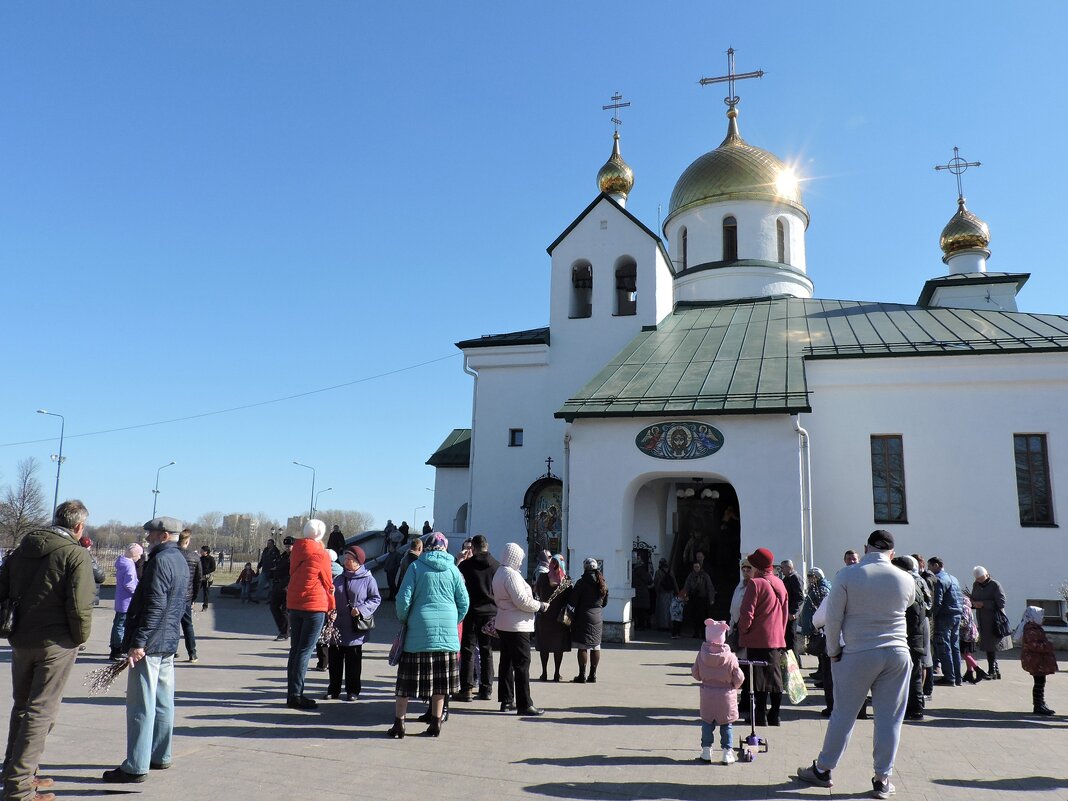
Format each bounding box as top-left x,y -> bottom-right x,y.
570,263 -> 592,318
723,216 -> 738,261
1014,434 -> 1055,525
614,259 -> 636,316
870,435 -> 907,523
508,428 -> 524,447
776,219 -> 786,263
680,227 -> 688,271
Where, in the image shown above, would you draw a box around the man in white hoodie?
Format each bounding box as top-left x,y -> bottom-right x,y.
492,542 -> 548,717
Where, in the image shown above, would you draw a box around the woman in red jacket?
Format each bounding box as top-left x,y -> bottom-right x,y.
285,519 -> 336,710
737,547 -> 789,727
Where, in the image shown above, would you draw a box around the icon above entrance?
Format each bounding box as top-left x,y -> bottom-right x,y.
635,421 -> 724,460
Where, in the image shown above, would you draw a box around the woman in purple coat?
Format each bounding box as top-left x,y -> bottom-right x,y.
326,546 -> 382,700
109,543 -> 143,659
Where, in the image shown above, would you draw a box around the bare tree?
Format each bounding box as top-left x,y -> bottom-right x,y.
0,458 -> 49,548
313,508 -> 375,537
195,511 -> 223,551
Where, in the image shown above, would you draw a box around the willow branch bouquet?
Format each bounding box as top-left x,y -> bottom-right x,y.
84,658 -> 129,696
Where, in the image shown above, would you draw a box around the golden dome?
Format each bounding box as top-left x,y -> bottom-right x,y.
666,108 -> 806,223
597,132 -> 634,198
940,197 -> 990,255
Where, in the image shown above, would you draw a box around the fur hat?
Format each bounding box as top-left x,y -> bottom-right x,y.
747,547 -> 774,571
704,618 -> 729,645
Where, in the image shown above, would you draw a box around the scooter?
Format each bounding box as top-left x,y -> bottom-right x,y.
737,659 -> 769,762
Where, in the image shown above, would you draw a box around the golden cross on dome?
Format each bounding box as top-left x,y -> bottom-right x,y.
699,46 -> 764,110
934,146 -> 982,201
602,92 -> 631,134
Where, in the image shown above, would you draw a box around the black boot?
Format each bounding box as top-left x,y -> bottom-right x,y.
963,669 -> 976,684
1033,686 -> 1055,716
990,662 -> 1001,680
387,718 -> 405,739
974,666 -> 989,681
425,716 -> 442,736
767,692 -> 782,726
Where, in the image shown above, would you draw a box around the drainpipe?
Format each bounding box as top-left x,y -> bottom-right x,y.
463,355 -> 478,535
793,415 -> 813,577
562,424 -> 572,563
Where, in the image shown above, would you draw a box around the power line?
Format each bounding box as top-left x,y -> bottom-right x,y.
1,353 -> 459,448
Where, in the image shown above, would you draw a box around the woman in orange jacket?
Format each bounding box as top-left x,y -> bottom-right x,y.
285,519 -> 336,710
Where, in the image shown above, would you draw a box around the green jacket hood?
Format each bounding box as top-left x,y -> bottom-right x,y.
17,527 -> 78,559
418,549 -> 455,572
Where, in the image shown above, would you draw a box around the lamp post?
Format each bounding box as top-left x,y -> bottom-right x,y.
313,487 -> 333,516
151,461 -> 177,519
293,461 -> 315,519
414,505 -> 426,530
36,409 -> 65,519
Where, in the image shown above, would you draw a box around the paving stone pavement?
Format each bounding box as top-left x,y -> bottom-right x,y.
2,594 -> 1065,801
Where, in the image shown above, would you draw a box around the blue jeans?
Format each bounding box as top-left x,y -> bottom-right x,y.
121,654 -> 175,775
701,721 -> 733,749
179,603 -> 196,660
109,612 -> 127,652
287,610 -> 325,699
240,583 -> 252,601
934,617 -> 961,685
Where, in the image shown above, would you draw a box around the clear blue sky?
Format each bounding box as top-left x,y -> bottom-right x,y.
3,2 -> 1065,529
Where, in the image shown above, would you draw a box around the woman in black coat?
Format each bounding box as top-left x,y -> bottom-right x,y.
969,566 -> 1007,679
534,555 -> 572,682
569,558 -> 608,683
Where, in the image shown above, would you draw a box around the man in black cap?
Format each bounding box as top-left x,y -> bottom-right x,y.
268,537 -> 294,640
104,517 -> 189,784
798,530 -> 916,799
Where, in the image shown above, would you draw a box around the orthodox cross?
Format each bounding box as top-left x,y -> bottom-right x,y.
544,456 -> 554,477
699,46 -> 764,110
934,146 -> 982,200
602,92 -> 630,134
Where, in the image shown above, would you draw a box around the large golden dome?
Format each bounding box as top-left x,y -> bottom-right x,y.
940,197 -> 990,256
666,108 -> 806,222
597,131 -> 634,198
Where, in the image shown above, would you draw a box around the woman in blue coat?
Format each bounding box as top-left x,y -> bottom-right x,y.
387,533 -> 469,738
326,546 -> 381,701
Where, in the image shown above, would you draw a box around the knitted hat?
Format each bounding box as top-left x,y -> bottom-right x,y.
583,557 -> 600,572
345,545 -> 366,565
502,542 -> 525,570
303,519 -> 326,541
324,548 -> 337,563
747,547 -> 774,571
124,543 -> 143,560
704,618 -> 729,645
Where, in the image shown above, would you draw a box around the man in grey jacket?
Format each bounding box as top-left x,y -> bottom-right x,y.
0,500 -> 95,801
103,517 -> 189,785
798,530 -> 916,800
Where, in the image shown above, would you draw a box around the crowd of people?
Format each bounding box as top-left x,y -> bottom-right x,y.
0,503 -> 1061,800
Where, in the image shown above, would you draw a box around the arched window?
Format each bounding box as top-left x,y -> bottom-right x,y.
570,261 -> 593,319
776,219 -> 786,263
615,257 -> 637,316
680,227 -> 688,271
723,216 -> 738,261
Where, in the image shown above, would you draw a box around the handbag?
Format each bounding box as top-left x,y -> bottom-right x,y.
558,605 -> 572,627
781,650 -> 807,705
354,612 -> 375,632
0,597 -> 18,639
993,608 -> 1012,639
805,631 -> 826,657
481,618 -> 499,639
387,624 -> 406,666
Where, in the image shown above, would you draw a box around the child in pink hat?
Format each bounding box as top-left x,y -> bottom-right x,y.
691,618 -> 745,764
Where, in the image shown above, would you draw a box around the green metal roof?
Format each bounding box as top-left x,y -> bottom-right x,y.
426,429 -> 471,467
556,297 -> 1068,421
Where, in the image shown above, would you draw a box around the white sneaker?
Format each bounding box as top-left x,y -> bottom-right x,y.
699,746 -> 712,763
722,748 -> 737,765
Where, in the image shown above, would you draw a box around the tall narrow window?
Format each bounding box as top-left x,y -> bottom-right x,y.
570,261 -> 592,319
776,219 -> 786,263
614,257 -> 637,316
723,216 -> 738,261
680,227 -> 688,271
1014,434 -> 1055,525
870,435 -> 907,523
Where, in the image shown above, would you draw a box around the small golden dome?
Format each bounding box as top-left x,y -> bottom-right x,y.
597,132 -> 634,198
666,107 -> 806,224
940,197 -> 990,255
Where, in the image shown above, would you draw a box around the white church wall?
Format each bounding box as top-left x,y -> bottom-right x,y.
566,414 -> 804,640
664,200 -> 807,272
928,283 -> 1018,312
804,352 -> 1068,614
674,263 -> 813,303
431,466 -> 469,535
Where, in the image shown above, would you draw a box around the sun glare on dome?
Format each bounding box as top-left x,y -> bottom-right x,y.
776,168 -> 799,197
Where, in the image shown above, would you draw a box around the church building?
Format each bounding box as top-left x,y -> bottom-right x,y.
427,67 -> 1068,641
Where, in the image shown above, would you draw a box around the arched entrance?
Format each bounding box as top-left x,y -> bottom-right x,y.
668,482 -> 740,622
522,475 -> 562,573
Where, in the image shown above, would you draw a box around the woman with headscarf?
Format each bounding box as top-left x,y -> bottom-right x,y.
387,533 -> 469,738
569,558 -> 609,683
728,558 -> 753,715
798,567 -> 831,698
286,519 -> 336,710
969,566 -> 1008,680
1020,606 -> 1058,715
326,545 -> 381,701
654,558 -> 678,631
532,550 -> 551,587
110,543 -> 143,660
534,554 -> 572,682
492,542 -> 548,716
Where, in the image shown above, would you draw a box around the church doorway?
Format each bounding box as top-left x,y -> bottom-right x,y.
522,474 -> 562,575
669,482 -> 740,622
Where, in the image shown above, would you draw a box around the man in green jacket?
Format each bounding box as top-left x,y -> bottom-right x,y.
0,499 -> 95,801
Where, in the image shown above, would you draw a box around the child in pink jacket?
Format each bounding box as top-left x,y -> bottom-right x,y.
691,618 -> 745,764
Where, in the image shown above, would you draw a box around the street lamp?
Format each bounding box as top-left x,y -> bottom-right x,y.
36,409 -> 65,519
151,461 -> 177,519
414,505 -> 426,529
313,487 -> 333,515
293,461 -> 315,519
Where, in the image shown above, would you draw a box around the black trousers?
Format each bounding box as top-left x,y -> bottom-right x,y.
327,644 -> 363,696
269,584 -> 288,635
460,611 -> 495,695
684,598 -> 709,637
497,630 -> 533,710
200,578 -> 212,606
906,649 -> 924,715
